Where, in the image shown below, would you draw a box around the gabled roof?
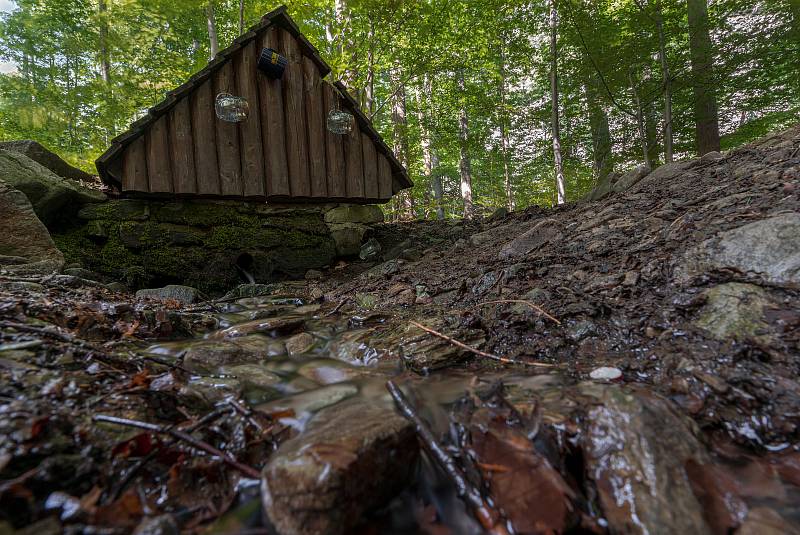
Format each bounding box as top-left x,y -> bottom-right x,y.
96,5 -> 411,191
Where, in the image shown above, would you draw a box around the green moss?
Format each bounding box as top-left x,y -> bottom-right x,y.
153,201 -> 262,228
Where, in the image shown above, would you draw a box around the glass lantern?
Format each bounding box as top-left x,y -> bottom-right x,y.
327,109 -> 354,135
215,93 -> 249,123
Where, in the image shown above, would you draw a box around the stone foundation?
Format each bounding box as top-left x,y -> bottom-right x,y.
52,199 -> 383,294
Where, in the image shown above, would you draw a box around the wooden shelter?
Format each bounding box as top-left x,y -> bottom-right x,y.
96,6 -> 411,204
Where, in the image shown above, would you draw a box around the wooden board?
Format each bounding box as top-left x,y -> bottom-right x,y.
323,83 -> 346,197
259,27 -> 290,197
169,98 -> 196,194
279,27 -> 310,197
236,40 -> 265,197
214,61 -> 243,196
191,79 -> 220,195
146,114 -> 173,193
303,56 -> 327,197
362,132 -> 379,199
344,115 -> 364,198
122,135 -> 148,192
377,153 -> 392,200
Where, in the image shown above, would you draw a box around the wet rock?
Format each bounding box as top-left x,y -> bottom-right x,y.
589,366 -> 622,381
694,283 -> 774,342
304,269 -> 323,280
0,149 -> 105,226
297,359 -> 375,385
132,514 -> 180,535
359,237 -> 382,260
498,219 -> 562,259
285,332 -> 315,355
179,376 -> 241,406
215,316 -> 304,339
675,213 -> 800,286
105,282 -> 128,293
222,284 -> 280,300
579,383 -> 713,535
737,506 -> 800,535
261,396 -> 417,535
136,285 -> 201,305
0,140 -> 95,183
181,335 -> 286,372
256,383 -> 359,416
567,320 -> 597,342
0,178 -> 64,275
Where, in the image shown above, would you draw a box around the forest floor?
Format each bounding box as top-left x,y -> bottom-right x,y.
1,125 -> 800,534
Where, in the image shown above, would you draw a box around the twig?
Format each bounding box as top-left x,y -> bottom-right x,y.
409,321 -> 553,368
477,299 -> 561,325
386,381 -> 509,535
93,414 -> 260,479
105,406 -> 233,503
325,297 -> 351,317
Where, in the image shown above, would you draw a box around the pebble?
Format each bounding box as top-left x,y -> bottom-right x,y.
590,366 -> 623,381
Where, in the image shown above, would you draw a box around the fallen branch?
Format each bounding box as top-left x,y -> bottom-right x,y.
386,380 -> 509,535
477,299 -> 561,325
325,297 -> 352,317
409,321 -> 553,368
93,414 -> 260,479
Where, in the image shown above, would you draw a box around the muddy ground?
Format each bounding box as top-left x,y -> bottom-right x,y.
1,125 -> 800,534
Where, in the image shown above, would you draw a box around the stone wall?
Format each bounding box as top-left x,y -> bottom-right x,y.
52,199 -> 383,294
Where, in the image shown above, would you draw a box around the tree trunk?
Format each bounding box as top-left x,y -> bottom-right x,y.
416,83 -> 433,219
687,0 -> 720,155
550,0 -> 566,205
498,44 -> 515,211
587,79 -> 613,183
239,0 -> 245,35
422,75 -> 445,220
365,17 -> 375,115
655,0 -> 673,163
206,1 -> 219,60
98,0 -> 111,84
629,67 -> 653,170
391,65 -> 414,220
457,70 -> 474,219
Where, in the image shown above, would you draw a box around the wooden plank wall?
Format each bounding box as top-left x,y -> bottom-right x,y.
117,26 -> 397,203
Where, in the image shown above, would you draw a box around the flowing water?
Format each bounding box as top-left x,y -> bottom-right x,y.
133,294 -> 800,534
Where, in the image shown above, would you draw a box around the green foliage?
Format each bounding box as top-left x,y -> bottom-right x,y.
1,0 -> 798,217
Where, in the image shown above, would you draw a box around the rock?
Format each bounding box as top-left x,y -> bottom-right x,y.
0,178 -> 64,275
105,282 -> 128,293
693,283 -> 774,342
469,228 -> 497,247
297,359 -> 373,385
631,160 -> 693,193
285,332 -> 315,355
675,213 -> 800,286
132,514 -> 180,535
498,219 -> 562,259
0,140 -> 95,183
222,284 -> 279,300
587,165 -> 651,200
579,383 -> 713,535
737,507 -> 799,535
135,285 -> 201,305
324,205 -> 384,224
256,383 -> 360,417
304,269 -> 323,280
354,293 -> 378,310
216,316 -> 304,339
359,238 -> 382,260
0,149 -> 105,226
181,335 -> 286,372
583,273 -> 622,293
487,206 -> 509,221
567,320 -> 597,342
62,267 -> 104,282
589,366 -> 622,381
328,222 -> 367,256
261,396 -> 417,535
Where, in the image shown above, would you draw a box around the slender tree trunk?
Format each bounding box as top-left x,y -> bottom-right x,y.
587,79 -> 613,183
550,0 -> 566,205
629,68 -> 653,170
416,83 -> 433,219
498,44 -> 515,211
646,100 -> 659,166
365,18 -> 375,115
98,0 -> 111,84
391,65 -> 414,220
206,1 -> 219,60
687,0 -> 720,155
239,0 -> 245,35
457,70 -> 474,219
422,75 -> 444,220
655,1 -> 673,163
